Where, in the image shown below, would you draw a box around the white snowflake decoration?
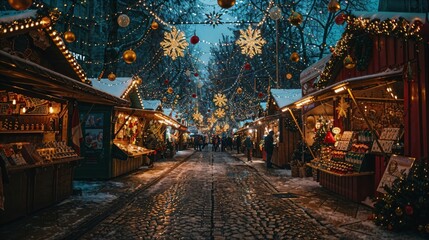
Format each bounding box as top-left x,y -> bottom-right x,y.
215,108 -> 226,118
160,27 -> 189,60
213,93 -> 227,107
236,25 -> 266,58
193,111 -> 203,123
336,97 -> 349,119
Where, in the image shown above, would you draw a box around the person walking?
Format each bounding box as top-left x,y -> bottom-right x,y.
236,135 -> 241,154
244,136 -> 253,162
264,131 -> 275,168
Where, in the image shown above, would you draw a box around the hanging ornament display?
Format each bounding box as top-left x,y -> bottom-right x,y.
290,52 -> 300,62
63,30 -> 76,43
335,13 -> 347,25
123,49 -> 136,64
258,92 -> 264,98
117,14 -> 130,28
336,97 -> 349,119
324,131 -> 336,144
151,21 -> 159,30
236,25 -> 267,58
215,108 -> 226,118
236,87 -> 243,94
160,27 -> 189,60
213,93 -> 227,107
108,72 -> 116,81
217,0 -> 235,9
244,62 -> 251,70
286,73 -> 293,79
190,34 -> 200,44
288,11 -> 303,26
343,54 -> 356,69
7,0 -> 33,11
269,5 -> 282,21
205,10 -> 223,28
167,87 -> 174,94
327,0 -> 341,13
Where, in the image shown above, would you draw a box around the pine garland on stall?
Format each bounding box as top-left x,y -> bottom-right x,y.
312,116 -> 329,155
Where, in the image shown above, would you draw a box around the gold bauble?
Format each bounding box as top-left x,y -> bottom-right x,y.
162,96 -> 167,102
288,11 -> 303,26
343,54 -> 356,69
40,17 -> 51,28
236,87 -> 243,94
217,0 -> 236,9
7,0 -> 33,11
286,73 -> 293,79
64,30 -> 76,43
108,72 -> 116,81
290,52 -> 300,62
167,87 -> 174,94
117,14 -> 130,28
123,49 -> 136,64
395,207 -> 403,216
151,21 -> 159,30
328,0 -> 341,13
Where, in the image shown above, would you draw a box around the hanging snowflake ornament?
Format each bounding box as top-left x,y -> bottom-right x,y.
235,25 -> 266,58
215,108 -> 226,118
205,10 -> 223,28
207,114 -> 217,125
213,93 -> 227,107
193,111 -> 203,123
336,97 -> 349,119
160,27 -> 189,60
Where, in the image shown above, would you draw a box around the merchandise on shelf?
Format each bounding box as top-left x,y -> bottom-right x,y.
35,141 -> 78,161
114,142 -> 153,156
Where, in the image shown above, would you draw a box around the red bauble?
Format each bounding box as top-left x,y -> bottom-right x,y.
405,205 -> 414,215
194,73 -> 199,77
164,79 -> 169,85
190,35 -> 200,44
192,93 -> 197,98
335,13 -> 347,25
207,109 -> 211,112
257,92 -> 264,98
330,47 -> 335,53
324,131 -> 336,144
244,63 -> 251,70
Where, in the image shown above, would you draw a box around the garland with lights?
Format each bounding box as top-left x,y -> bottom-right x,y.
317,15 -> 424,89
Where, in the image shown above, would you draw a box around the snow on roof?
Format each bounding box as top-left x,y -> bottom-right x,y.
90,77 -> 132,98
142,100 -> 161,110
300,55 -> 331,85
260,101 -> 267,110
353,11 -> 426,23
270,89 -> 302,108
163,108 -> 178,119
0,10 -> 37,23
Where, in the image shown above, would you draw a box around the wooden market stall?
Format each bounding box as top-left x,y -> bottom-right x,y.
284,10 -> 429,202
0,8 -> 126,224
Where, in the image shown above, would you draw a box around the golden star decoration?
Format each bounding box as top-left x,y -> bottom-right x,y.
192,111 -> 203,123
235,25 -> 266,58
213,93 -> 227,107
336,97 -> 349,119
215,108 -> 226,118
160,27 -> 189,60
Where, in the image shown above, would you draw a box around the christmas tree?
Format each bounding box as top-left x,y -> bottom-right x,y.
311,116 -> 329,155
373,160 -> 429,234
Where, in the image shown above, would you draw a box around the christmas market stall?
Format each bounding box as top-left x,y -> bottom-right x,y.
0,8 -> 126,224
283,11 -> 429,203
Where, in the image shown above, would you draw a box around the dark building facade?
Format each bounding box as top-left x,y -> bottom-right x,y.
379,0 -> 429,12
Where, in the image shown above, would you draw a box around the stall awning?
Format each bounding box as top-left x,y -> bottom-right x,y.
0,50 -> 129,106
114,107 -> 187,131
280,67 -> 403,112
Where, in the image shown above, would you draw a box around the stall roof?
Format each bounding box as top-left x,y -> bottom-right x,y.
270,89 -> 302,109
280,67 -> 403,111
0,50 -> 129,106
90,78 -> 133,98
163,108 -> 179,119
143,100 -> 162,110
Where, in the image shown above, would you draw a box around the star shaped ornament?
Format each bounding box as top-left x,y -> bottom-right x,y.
336,97 -> 349,119
193,111 -> 203,123
236,25 -> 266,58
205,10 -> 223,28
215,108 -> 226,118
213,93 -> 227,107
160,27 -> 189,60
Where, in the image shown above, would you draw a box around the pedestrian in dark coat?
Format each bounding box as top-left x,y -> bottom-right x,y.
244,136 -> 253,162
264,131 -> 275,168
236,135 -> 241,154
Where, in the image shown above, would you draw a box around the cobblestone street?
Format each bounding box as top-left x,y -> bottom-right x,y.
80,151 -> 335,239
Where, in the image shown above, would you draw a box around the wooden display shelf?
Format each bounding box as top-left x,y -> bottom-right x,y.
7,157 -> 83,173
0,130 -> 58,134
306,163 -> 374,177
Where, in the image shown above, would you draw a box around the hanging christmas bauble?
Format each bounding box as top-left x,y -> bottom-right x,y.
269,5 -> 282,21
258,92 -> 264,98
162,96 -> 167,102
236,87 -> 243,94
7,0 -> 33,11
288,11 -> 303,26
123,49 -> 136,64
244,63 -> 251,70
151,21 -> 159,30
207,109 -> 211,113
194,73 -> 199,77
164,79 -> 169,85
395,207 -> 403,216
286,73 -> 293,79
335,13 -> 347,25
117,14 -> 130,27
290,52 -> 300,62
330,46 -> 335,53
405,205 -> 414,215
40,17 -> 51,28
343,54 -> 356,69
167,87 -> 174,94
324,131 -> 336,144
187,79 -> 191,83
190,35 -> 200,44
217,0 -> 236,9
192,93 -> 197,98
327,0 -> 341,13
108,72 -> 116,81
64,30 -> 76,43
197,82 -> 203,88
